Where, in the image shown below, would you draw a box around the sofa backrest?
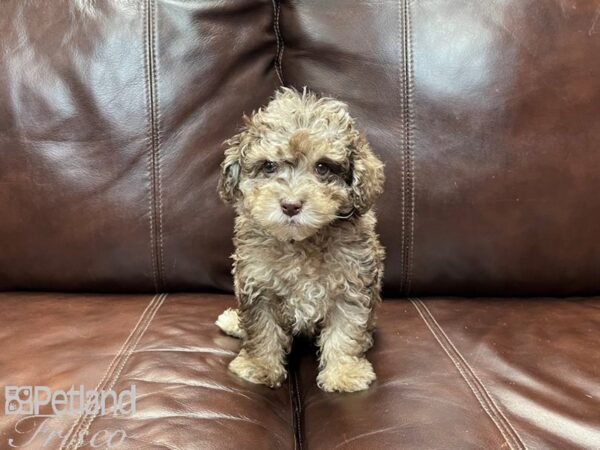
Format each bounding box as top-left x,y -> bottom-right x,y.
0,0 -> 277,293
1,0 -> 600,297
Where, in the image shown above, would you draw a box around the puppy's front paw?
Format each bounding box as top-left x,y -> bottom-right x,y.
215,308 -> 245,339
229,350 -> 287,388
317,357 -> 376,392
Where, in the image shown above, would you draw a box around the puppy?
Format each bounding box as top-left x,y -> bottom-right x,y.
216,88 -> 385,392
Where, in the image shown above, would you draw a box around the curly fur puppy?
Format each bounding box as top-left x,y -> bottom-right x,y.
216,88 -> 385,392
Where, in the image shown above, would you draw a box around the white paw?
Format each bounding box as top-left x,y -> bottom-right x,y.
317,358 -> 376,392
215,308 -> 245,338
229,350 -> 286,388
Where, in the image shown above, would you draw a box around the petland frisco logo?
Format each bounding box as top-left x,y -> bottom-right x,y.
5,385 -> 137,416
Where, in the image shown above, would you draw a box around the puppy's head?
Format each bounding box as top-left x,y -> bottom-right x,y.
218,88 -> 384,242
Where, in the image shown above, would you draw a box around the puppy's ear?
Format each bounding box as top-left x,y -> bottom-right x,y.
218,131 -> 244,204
350,133 -> 385,214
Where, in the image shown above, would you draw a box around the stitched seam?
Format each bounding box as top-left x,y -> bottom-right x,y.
398,0 -> 409,295
292,365 -> 303,450
59,294 -> 161,449
410,298 -> 527,450
272,0 -> 285,85
288,366 -> 303,450
143,0 -> 159,293
59,294 -> 160,449
144,0 -> 165,292
62,294 -> 165,449
73,294 -> 167,449
415,299 -> 527,449
288,370 -> 296,450
405,0 -> 416,294
399,0 -> 415,296
397,0 -> 407,296
63,294 -> 167,449
411,299 -> 518,449
150,0 -> 166,291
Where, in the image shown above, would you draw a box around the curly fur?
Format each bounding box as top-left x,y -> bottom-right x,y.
216,88 -> 385,392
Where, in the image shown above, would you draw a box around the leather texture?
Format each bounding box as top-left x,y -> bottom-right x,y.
1,1 -> 600,449
0,293 -> 295,449
0,0 -> 277,293
0,293 -> 597,449
294,297 -> 600,450
2,1 -> 600,296
279,0 -> 600,296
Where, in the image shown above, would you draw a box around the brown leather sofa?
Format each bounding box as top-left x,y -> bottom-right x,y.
1,1 -> 599,449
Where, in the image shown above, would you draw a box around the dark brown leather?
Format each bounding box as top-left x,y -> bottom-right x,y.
0,0 -> 277,293
1,2 -> 600,449
3,1 -> 600,296
0,293 -> 295,449
295,297 -> 600,450
279,0 -> 600,296
1,293 -> 597,449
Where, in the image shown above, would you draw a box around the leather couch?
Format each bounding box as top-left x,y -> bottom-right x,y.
1,1 -> 599,448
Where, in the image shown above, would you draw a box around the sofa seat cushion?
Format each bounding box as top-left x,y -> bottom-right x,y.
2,294 -> 598,449
0,293 -> 295,449
294,297 -> 600,450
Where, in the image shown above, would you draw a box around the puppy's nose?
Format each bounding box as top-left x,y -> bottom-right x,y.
281,201 -> 303,217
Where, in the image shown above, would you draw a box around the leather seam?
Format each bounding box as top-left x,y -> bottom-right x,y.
71,293 -> 167,449
398,0 -> 406,296
399,0 -> 416,296
410,298 -> 527,450
272,0 -> 285,84
144,0 -> 165,292
290,365 -> 304,450
57,295 -> 161,450
59,293 -> 167,449
288,371 -> 296,450
293,367 -> 303,450
143,0 -> 159,293
405,0 -> 416,294
151,0 -> 167,292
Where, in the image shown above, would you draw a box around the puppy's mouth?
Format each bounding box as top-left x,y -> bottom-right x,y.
244,197 -> 339,242
284,216 -> 303,226
260,210 -> 327,242
277,215 -> 316,239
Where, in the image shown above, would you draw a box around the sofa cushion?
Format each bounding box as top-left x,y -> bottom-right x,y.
293,297 -> 600,449
4,1 -> 600,297
279,0 -> 600,297
0,293 -> 295,449
1,293 -> 598,449
0,0 -> 277,293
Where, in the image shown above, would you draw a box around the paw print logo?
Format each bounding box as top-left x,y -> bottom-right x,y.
4,386 -> 34,415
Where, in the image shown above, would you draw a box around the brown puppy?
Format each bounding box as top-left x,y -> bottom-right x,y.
216,88 -> 385,392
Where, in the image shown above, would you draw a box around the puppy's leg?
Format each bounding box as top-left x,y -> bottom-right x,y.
317,293 -> 376,392
229,297 -> 291,388
215,308 -> 245,338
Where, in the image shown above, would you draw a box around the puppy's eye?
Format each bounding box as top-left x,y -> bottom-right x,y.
315,162 -> 331,176
262,161 -> 278,175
